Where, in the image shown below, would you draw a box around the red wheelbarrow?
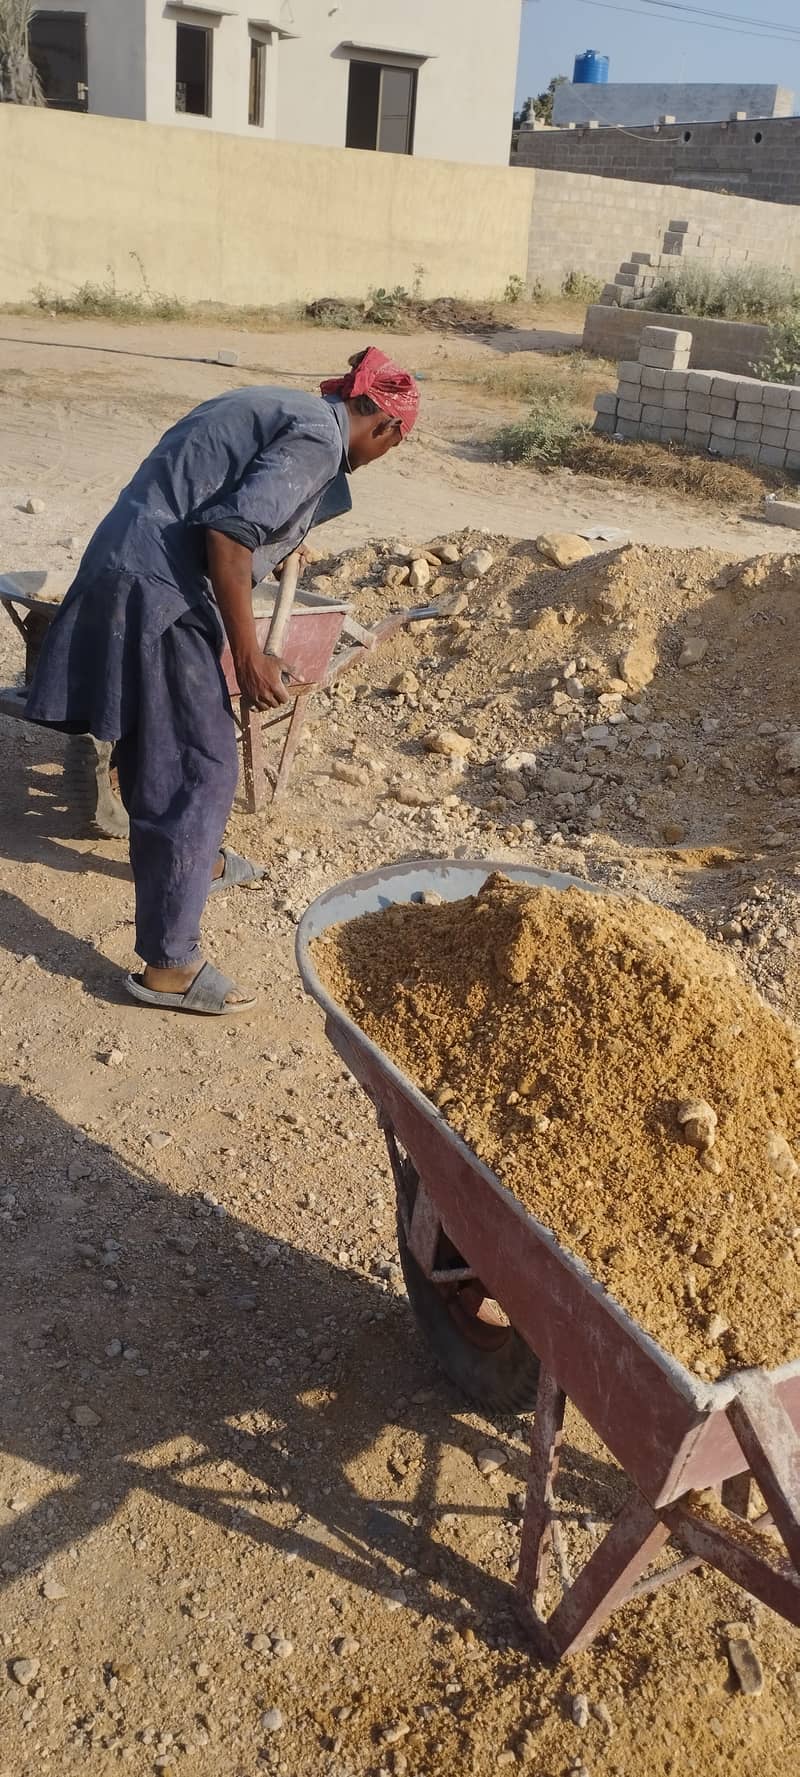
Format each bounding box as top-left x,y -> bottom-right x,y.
297,859 -> 800,1661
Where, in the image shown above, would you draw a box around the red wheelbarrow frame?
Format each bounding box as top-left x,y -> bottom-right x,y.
296,859 -> 800,1662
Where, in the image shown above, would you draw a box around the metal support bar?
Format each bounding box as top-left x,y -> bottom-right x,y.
517,1367 -> 566,1618
407,1182 -> 442,1277
541,1490 -> 671,1659
668,1502 -> 800,1625
727,1372 -> 800,1569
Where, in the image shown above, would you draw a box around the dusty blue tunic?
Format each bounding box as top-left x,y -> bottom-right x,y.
25,386 -> 352,740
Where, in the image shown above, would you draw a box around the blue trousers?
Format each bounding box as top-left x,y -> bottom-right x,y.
114,608 -> 239,969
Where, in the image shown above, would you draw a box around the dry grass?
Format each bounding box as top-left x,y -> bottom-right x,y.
469,350 -> 612,409
565,434 -> 790,499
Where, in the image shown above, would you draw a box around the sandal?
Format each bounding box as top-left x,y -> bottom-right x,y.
124,960 -> 257,1016
208,847 -> 266,895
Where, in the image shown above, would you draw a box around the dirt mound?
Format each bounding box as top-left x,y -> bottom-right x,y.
313,875 -> 800,1378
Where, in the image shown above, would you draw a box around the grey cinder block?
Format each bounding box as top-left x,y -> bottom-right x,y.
760,445 -> 788,465
640,366 -> 667,389
618,400 -> 643,421
762,424 -> 789,447
594,392 -> 618,415
736,402 -> 764,424
763,496 -> 800,527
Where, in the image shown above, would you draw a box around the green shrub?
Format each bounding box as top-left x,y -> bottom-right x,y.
503,274 -> 526,304
489,395 -> 588,465
755,315 -> 800,384
647,261 -> 797,323
561,269 -> 605,303
33,264 -> 185,321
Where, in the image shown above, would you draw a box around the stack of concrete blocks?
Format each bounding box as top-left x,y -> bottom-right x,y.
599,216 -> 758,308
593,325 -> 800,469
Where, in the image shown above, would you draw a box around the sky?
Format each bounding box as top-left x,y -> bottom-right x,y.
515,0 -> 800,106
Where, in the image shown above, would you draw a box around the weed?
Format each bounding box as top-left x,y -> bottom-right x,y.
561,269 -> 604,304
489,394 -> 588,465
503,274 -> 526,304
755,314 -> 800,383
647,262 -> 798,324
32,263 -> 185,321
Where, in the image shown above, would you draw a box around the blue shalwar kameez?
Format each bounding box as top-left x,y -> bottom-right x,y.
26,387 -> 352,969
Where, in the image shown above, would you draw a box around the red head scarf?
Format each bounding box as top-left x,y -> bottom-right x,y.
320,346 -> 419,436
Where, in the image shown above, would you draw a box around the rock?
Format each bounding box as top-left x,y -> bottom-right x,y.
591,1700 -> 614,1734
706,1312 -> 730,1344
765,1129 -> 798,1181
23,497 -> 45,515
727,1637 -> 764,1695
332,1635 -> 360,1657
618,636 -> 657,692
408,558 -> 431,592
271,1637 -> 293,1659
104,1048 -> 125,1068
776,734 -> 800,773
475,1444 -> 508,1475
678,636 -> 708,668
380,1723 -> 410,1746
536,533 -> 594,570
543,767 -> 592,795
390,783 -> 433,807
261,1708 -> 284,1733
423,728 -> 472,759
42,1577 -> 67,1601
11,1658 -> 39,1686
570,1693 -> 590,1729
662,823 -> 687,845
70,1403 -> 101,1427
388,671 -> 419,697
461,548 -> 493,578
502,752 -> 537,774
147,1131 -> 173,1151
329,761 -> 370,787
431,542 -> 461,563
435,588 -> 469,618
676,1099 -> 717,1154
251,1633 -> 271,1654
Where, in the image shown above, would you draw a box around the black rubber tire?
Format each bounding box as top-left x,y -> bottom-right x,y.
396,1172 -> 540,1416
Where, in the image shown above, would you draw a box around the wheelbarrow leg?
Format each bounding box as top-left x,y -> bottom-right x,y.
540,1489 -> 670,1660
240,700 -> 265,814
274,690 -> 312,803
727,1373 -> 800,1568
517,1367 -> 566,1618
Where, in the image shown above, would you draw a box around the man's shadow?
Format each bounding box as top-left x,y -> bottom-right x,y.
0,1086 -> 620,1644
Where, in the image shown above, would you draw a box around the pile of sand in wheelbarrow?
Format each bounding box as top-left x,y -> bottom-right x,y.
313,876 -> 800,1379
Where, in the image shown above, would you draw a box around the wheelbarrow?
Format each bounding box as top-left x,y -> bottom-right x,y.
297,858 -> 800,1661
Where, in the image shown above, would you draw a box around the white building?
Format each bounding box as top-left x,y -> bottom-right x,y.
27,2 -> 523,166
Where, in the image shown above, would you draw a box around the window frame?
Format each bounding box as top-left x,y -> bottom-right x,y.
345,59 -> 417,156
175,20 -> 214,119
27,9 -> 88,113
248,32 -> 267,129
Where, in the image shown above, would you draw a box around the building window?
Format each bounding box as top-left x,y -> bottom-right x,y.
346,61 -> 417,155
175,22 -> 212,117
28,11 -> 88,112
249,35 -> 266,127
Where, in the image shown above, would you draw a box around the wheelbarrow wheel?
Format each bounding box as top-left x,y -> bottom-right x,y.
395,1161 -> 539,1417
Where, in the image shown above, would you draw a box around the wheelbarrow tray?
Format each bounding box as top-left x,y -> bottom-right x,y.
297,858 -> 800,1512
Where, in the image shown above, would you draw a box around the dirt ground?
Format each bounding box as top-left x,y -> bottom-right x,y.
0,316 -> 798,1777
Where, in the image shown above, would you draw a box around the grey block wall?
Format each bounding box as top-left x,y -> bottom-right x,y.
515,115 -> 800,207
552,83 -> 793,129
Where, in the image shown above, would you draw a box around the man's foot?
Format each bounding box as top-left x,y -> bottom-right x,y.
142,962 -> 251,1006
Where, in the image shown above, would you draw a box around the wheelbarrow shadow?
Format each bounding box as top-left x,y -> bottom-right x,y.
0,1088 -> 620,1650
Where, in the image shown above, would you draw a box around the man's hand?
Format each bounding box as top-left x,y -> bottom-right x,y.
235,651 -> 291,709
273,544 -> 313,581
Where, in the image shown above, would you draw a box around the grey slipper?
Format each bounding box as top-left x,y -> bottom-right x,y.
208,847 -> 266,895
124,961 -> 257,1015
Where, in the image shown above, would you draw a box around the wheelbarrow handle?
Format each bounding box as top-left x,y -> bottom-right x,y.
266,549 -> 302,661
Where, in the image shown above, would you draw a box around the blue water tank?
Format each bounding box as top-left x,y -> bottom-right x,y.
573,51 -> 610,85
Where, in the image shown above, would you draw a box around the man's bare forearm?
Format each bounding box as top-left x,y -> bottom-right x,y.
206,529 -> 259,670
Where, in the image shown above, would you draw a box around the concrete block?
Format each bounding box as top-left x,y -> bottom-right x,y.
788,389 -> 800,410
661,422 -> 687,442
711,374 -> 740,397
763,383 -> 792,407
642,403 -> 665,424
663,389 -> 687,411
593,392 -> 618,415
733,440 -> 758,461
688,413 -> 712,436
760,445 -> 788,466
735,421 -> 762,442
639,347 -> 689,370
687,391 -> 711,413
641,326 -> 693,351
631,251 -> 653,265
735,377 -> 763,400
710,397 -> 736,417
710,435 -> 735,459
685,371 -> 714,394
762,424 -> 789,447
786,451 -> 800,471
615,272 -> 638,289
593,413 -> 617,436
617,419 -> 641,440
616,360 -> 642,383
737,401 -> 765,424
618,400 -> 643,422
668,220 -> 690,234
618,380 -> 642,404
640,423 -> 661,442
763,496 -> 800,528
712,416 -> 736,439
685,432 -> 710,453
640,366 -> 666,389
663,370 -> 689,390
785,427 -> 800,450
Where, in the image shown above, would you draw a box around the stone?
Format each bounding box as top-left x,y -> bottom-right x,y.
475,1444 -> 508,1475
329,761 -> 370,787
271,1637 -> 293,1659
332,1635 -> 360,1657
251,1633 -> 271,1653
388,671 -> 419,697
431,542 -> 461,563
662,822 -> 686,845
435,588 -> 469,617
536,533 -> 594,570
618,636 -> 657,692
461,548 -> 493,577
408,558 -> 431,592
11,1658 -> 39,1685
380,1723 -> 410,1745
543,767 -> 592,795
261,1708 -> 284,1733
570,1693 -> 590,1729
676,1099 -> 717,1154
727,1637 -> 764,1695
678,636 -> 708,668
423,728 -> 472,759
390,783 -> 432,807
765,1129 -> 798,1181
42,1577 -> 67,1601
104,1048 -> 125,1068
706,1312 -> 730,1344
502,752 -> 537,774
775,734 -> 800,773
23,497 -> 45,514
70,1403 -> 101,1427
147,1130 -> 174,1151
